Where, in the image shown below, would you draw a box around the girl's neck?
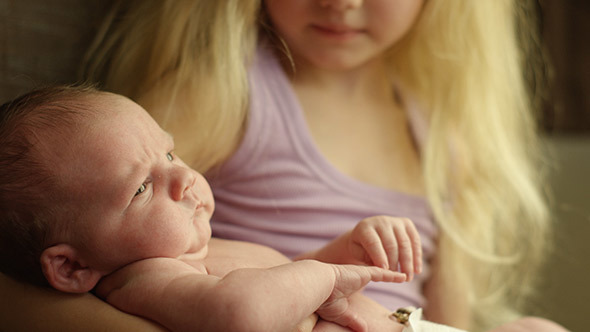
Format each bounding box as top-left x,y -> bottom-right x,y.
279,51 -> 424,196
285,54 -> 392,102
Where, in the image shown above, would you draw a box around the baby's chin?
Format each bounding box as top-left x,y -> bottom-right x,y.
179,243 -> 209,261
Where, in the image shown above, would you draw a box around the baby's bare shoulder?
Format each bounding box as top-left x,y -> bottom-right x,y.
205,238 -> 292,276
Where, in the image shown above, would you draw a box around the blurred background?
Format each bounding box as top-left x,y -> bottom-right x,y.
1,1 -> 588,331
533,2 -> 589,331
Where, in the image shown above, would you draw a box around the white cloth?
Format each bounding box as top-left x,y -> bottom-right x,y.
402,309 -> 468,332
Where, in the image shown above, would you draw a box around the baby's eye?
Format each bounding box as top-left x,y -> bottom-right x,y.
135,183 -> 147,196
166,152 -> 174,161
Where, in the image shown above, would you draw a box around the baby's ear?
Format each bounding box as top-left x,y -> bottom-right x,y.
40,244 -> 103,293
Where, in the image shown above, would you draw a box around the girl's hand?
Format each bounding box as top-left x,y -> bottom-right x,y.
316,265 -> 406,332
348,216 -> 422,281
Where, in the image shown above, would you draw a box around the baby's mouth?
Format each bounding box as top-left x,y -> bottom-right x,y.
194,199 -> 204,212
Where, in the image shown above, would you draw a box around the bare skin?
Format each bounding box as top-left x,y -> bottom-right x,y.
31,93 -> 420,332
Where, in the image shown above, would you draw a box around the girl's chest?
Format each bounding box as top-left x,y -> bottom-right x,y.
300,97 -> 425,196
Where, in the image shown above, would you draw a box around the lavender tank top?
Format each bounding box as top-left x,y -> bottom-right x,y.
207,44 -> 438,310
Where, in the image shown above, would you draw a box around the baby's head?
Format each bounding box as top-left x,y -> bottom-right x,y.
0,85 -> 214,292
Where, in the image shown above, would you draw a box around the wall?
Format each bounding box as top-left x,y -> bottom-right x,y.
534,1 -> 590,330
536,136 -> 590,332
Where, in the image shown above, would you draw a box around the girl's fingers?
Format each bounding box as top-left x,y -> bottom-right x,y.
359,227 -> 389,269
352,216 -> 423,280
376,226 -> 399,273
406,222 -> 423,274
394,227 -> 414,281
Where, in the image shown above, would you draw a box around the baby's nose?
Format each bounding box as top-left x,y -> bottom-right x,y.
170,166 -> 195,201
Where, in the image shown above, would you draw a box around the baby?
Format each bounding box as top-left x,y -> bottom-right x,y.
0,86 -> 423,332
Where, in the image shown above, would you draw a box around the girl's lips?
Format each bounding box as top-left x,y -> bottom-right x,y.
312,24 -> 363,39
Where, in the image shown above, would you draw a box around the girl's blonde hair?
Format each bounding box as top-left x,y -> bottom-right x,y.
82,1 -> 550,330
393,1 -> 549,329
83,0 -> 260,171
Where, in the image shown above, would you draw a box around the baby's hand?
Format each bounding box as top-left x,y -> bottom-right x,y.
349,216 -> 422,281
317,265 -> 406,332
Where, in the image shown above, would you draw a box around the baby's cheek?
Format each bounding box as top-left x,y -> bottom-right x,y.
134,213 -> 184,257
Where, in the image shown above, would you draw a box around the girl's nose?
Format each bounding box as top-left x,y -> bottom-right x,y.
318,0 -> 362,11
170,165 -> 195,201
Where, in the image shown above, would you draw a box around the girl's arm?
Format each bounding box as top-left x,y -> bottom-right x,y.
0,272 -> 167,332
96,257 -> 405,332
422,250 -> 471,329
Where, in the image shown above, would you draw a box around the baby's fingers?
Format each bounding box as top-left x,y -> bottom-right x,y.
366,266 -> 407,284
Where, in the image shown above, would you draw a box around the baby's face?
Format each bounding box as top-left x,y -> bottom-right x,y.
50,93 -> 214,273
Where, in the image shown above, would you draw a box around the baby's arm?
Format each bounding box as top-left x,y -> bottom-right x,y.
96,257 -> 405,332
297,216 -> 422,280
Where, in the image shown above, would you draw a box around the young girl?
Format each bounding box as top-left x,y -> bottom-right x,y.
0,1 -> 567,331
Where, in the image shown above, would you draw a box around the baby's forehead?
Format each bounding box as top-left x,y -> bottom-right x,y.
30,92 -> 114,135
38,92 -> 164,159
90,92 -> 151,122
52,93 -> 146,137
84,92 -> 128,117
